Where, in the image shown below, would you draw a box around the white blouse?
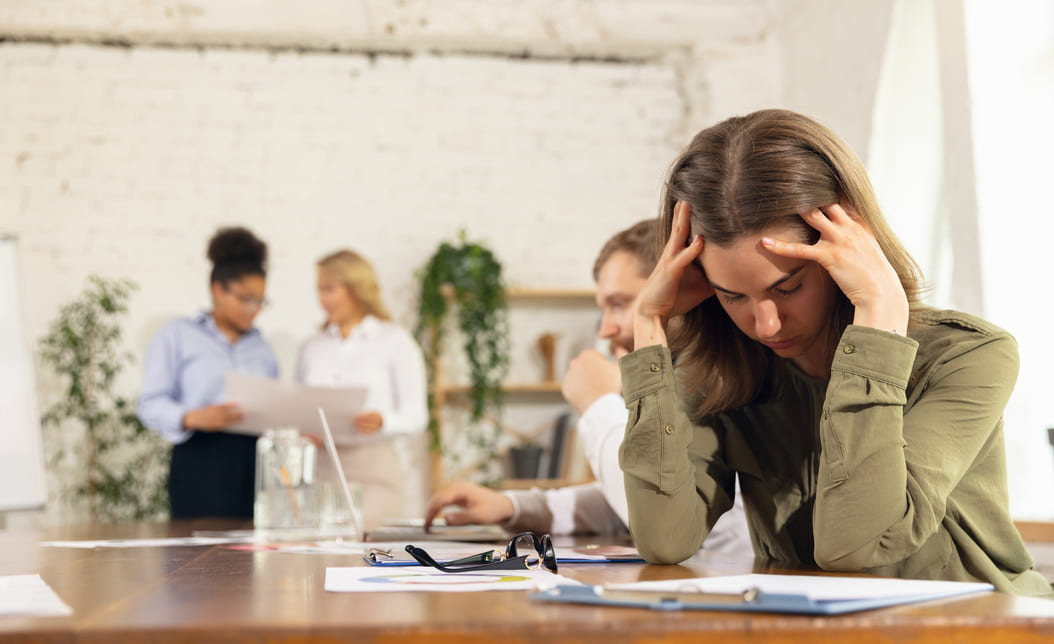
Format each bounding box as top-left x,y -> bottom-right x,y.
295,316 -> 428,435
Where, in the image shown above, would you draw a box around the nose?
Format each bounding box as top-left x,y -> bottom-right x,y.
598,312 -> 618,340
754,299 -> 782,339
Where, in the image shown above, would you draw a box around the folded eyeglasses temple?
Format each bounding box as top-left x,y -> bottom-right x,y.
404,545 -> 547,573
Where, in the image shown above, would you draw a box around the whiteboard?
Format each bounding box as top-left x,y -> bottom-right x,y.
0,235 -> 47,511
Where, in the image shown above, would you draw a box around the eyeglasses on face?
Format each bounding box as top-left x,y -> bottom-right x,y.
224,285 -> 269,311
405,532 -> 557,573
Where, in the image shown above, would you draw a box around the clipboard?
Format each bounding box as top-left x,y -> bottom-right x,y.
529,574 -> 994,615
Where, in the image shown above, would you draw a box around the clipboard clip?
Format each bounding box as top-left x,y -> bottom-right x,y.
364,547 -> 394,564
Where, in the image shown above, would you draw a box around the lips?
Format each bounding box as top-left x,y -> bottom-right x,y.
763,337 -> 798,351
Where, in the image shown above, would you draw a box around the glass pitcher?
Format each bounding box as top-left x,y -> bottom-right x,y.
254,428 -> 317,530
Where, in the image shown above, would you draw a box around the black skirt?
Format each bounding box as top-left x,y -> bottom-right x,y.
168,431 -> 258,519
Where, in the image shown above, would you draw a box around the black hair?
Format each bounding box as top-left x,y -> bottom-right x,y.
207,227 -> 268,286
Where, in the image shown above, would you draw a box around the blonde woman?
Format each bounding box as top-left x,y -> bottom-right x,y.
296,249 -> 428,527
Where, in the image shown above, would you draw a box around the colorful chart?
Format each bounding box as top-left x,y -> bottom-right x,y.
360,572 -> 531,585
325,566 -> 567,592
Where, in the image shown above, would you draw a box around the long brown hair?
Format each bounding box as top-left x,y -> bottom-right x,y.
658,109 -> 927,421
317,249 -> 391,328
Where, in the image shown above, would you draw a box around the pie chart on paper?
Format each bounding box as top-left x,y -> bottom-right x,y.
324,566 -> 562,592
362,572 -> 531,585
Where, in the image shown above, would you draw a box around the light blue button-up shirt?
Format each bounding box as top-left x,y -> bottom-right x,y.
137,311 -> 279,445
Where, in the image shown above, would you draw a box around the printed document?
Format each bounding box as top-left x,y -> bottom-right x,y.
224,372 -> 370,443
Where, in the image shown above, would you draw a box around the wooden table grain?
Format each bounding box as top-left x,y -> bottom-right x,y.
3,521 -> 1054,644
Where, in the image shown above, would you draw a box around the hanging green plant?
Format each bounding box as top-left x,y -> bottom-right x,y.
415,231 -> 510,452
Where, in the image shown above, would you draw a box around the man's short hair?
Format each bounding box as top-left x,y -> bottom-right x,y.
592,219 -> 658,281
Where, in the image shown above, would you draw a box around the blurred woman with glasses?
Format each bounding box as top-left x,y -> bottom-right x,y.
138,226 -> 278,519
296,249 -> 428,528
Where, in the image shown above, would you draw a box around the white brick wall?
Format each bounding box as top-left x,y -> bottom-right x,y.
0,0 -> 773,59
0,1 -> 788,523
1,43 -> 704,378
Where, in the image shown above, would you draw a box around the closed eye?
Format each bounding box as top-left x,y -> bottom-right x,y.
775,283 -> 802,297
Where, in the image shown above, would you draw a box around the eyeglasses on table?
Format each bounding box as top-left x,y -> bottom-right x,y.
405,531 -> 557,573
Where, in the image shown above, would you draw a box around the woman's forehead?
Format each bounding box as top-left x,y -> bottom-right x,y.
230,274 -> 266,291
699,226 -> 809,290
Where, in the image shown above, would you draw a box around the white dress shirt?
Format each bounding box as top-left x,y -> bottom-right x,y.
505,391 -> 754,555
295,316 -> 427,435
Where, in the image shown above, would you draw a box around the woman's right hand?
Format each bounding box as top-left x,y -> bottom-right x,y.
182,403 -> 244,431
634,201 -> 714,348
354,411 -> 384,434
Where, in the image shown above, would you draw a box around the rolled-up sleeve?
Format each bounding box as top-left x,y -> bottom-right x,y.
503,483 -> 627,536
618,345 -> 734,564
137,326 -> 192,445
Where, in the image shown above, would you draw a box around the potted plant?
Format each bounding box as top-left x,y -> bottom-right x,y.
415,231 -> 510,482
39,275 -> 169,521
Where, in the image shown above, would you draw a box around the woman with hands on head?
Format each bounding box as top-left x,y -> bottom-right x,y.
621,109 -> 1051,595
138,227 -> 278,519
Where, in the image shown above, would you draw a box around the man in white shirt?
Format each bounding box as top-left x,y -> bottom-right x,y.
424,220 -> 752,554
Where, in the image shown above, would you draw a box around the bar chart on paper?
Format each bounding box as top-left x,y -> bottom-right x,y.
0,234 -> 47,511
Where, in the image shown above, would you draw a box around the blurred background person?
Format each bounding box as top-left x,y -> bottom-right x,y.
138,226 -> 277,519
296,249 -> 428,528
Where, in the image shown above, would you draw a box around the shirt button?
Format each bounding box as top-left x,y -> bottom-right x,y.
664,424 -> 674,435
842,344 -> 856,354
650,363 -> 661,372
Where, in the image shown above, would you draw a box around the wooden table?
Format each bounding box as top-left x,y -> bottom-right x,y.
3,521 -> 1054,643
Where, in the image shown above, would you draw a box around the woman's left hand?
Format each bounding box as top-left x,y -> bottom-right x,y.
354,411 -> 383,434
761,203 -> 910,335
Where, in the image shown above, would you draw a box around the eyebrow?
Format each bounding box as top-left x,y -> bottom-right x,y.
598,291 -> 634,304
710,265 -> 806,295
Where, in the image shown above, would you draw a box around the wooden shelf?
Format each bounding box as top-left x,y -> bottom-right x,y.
437,285 -> 594,300
428,284 -> 596,490
439,381 -> 564,394
505,287 -> 595,300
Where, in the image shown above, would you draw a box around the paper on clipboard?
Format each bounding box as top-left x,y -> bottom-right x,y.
223,372 -> 371,444
531,573 -> 994,615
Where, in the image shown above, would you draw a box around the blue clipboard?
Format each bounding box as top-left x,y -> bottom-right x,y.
529,577 -> 994,615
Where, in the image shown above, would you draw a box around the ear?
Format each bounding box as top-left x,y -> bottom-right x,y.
209,281 -> 225,301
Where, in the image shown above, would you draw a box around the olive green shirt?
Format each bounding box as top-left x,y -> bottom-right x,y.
618,309 -> 1051,595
